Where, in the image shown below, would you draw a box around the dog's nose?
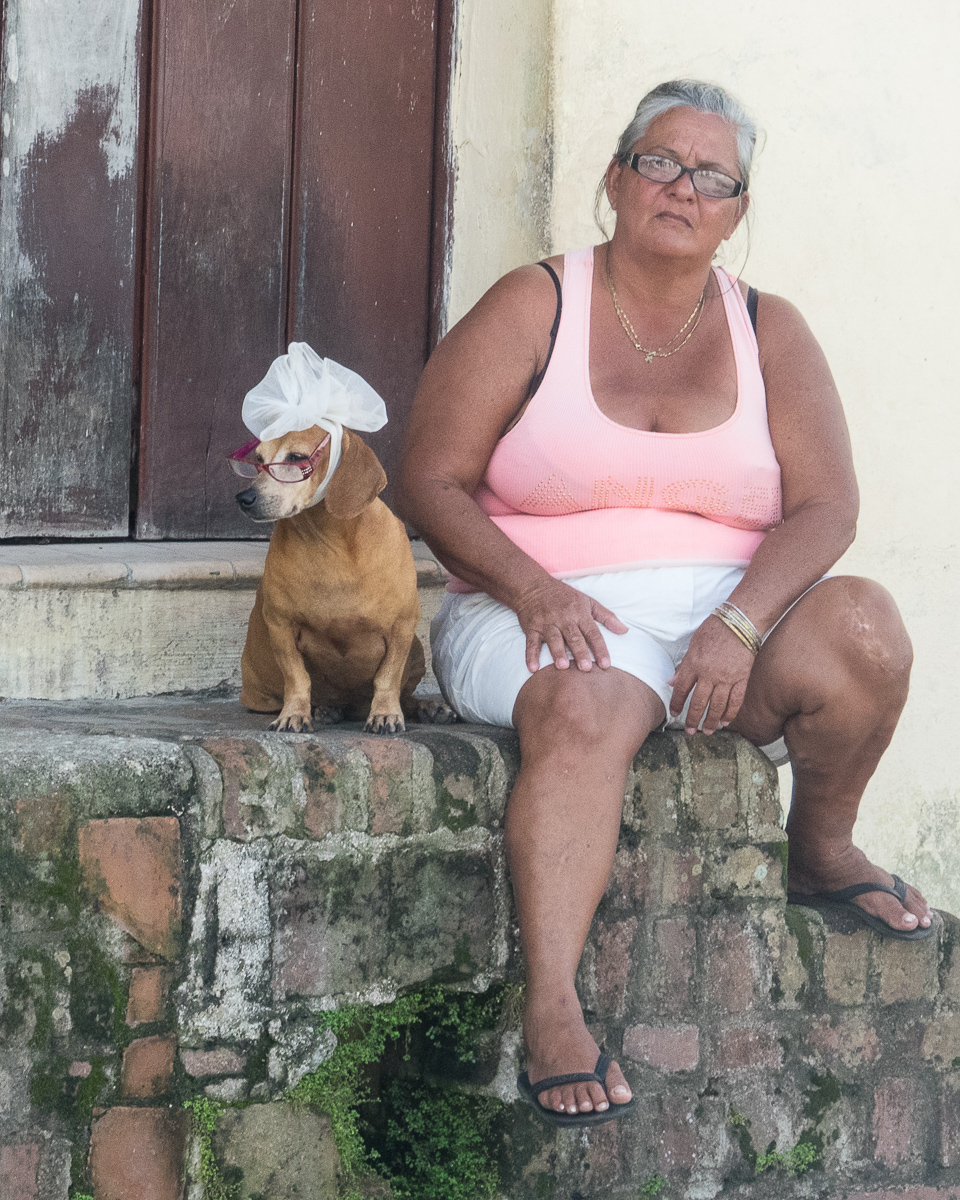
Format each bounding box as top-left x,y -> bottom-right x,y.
236,488 -> 259,510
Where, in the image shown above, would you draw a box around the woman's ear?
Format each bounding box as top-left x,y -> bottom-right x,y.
323,430 -> 387,520
605,156 -> 623,212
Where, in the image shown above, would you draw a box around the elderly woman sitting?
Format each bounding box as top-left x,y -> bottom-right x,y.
398,80 -> 931,1127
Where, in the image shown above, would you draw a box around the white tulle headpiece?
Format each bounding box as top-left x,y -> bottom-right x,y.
242,343 -> 388,504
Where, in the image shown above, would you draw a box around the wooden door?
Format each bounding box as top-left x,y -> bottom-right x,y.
137,0 -> 444,538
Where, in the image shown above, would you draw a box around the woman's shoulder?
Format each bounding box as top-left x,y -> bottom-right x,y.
737,282 -> 820,356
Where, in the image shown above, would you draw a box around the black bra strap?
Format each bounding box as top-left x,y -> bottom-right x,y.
746,285 -> 759,334
527,261 -> 563,397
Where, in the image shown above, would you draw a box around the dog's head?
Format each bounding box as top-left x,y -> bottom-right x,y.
235,425 -> 387,522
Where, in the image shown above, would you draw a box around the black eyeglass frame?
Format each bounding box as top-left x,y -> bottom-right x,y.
619,153 -> 744,199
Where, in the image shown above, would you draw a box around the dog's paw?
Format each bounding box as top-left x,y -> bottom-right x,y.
269,709 -> 313,732
416,698 -> 459,725
365,712 -> 406,736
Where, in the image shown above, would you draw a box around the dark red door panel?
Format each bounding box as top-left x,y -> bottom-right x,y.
287,0 -> 440,497
137,0 -> 298,537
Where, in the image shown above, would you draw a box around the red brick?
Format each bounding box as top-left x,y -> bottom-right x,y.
822,926 -> 869,1004
623,1023 -> 699,1072
879,934 -> 940,1003
712,1023 -> 782,1071
704,918 -> 755,1011
921,1008 -> 960,1064
181,1047 -> 247,1077
78,817 -> 181,960
661,847 -> 704,906
656,1093 -> 695,1171
655,917 -> 696,1013
352,735 -> 419,835
610,845 -> 652,906
126,966 -> 169,1026
89,1107 -> 188,1200
120,1035 -> 177,1099
806,1015 -> 880,1067
0,1143 -> 40,1200
682,734 -> 739,830
290,741 -> 343,838
872,1077 -> 915,1168
594,918 -> 637,1016
201,737 -> 274,838
939,913 -> 960,1003
938,1073 -> 960,1167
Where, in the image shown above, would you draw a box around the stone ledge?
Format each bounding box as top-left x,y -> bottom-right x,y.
0,541 -> 447,700
0,538 -> 447,591
2,709 -> 959,1198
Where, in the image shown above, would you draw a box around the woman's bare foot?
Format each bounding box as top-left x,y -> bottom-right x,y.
787,840 -> 932,934
523,993 -> 632,1115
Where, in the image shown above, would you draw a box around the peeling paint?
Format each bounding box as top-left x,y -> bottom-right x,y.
6,34 -> 19,83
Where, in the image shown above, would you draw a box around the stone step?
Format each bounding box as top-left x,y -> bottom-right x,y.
0,705 -> 958,1198
0,539 -> 447,701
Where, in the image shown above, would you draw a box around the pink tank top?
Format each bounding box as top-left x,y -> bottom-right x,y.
450,246 -> 782,592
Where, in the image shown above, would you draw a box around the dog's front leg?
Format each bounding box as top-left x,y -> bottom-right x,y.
264,617 -> 313,732
366,617 -> 418,735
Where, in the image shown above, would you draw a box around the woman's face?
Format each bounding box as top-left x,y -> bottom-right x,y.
606,106 -> 748,261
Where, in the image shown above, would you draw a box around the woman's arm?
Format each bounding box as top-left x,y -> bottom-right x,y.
397,263 -> 628,672
670,292 -> 860,733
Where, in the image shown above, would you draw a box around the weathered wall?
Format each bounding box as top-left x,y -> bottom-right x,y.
443,0 -> 554,332
0,0 -> 141,535
447,2 -> 960,913
3,715 -> 960,1198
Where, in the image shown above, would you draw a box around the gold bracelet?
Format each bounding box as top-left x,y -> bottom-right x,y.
711,602 -> 762,656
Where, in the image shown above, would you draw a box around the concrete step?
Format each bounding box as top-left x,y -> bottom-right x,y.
0,539 -> 447,701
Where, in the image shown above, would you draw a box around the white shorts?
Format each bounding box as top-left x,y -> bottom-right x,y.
431,565 -> 789,765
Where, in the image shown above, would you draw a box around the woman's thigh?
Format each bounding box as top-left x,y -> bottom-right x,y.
431,583 -> 679,728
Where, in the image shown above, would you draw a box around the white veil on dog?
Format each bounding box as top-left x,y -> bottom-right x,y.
242,343 -> 388,502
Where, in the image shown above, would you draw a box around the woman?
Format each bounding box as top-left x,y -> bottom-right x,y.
397,80 -> 932,1126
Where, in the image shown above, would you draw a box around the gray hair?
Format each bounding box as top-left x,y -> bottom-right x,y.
614,80 -> 758,189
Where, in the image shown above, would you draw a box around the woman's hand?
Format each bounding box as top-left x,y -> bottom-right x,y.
669,615 -> 756,735
513,577 -> 629,673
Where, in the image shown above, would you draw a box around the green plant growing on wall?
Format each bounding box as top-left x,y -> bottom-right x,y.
639,1175 -> 666,1197
289,984 -> 520,1200
184,1095 -> 247,1200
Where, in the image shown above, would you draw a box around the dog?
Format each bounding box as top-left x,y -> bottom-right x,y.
235,423 -> 453,734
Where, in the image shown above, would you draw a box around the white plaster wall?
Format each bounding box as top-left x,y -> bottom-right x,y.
444,0 -> 553,329
449,1 -> 960,912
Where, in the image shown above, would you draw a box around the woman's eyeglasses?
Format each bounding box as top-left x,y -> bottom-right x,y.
620,153 -> 743,200
227,434 -> 331,483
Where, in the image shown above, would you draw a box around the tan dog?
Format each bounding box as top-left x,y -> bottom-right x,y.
236,424 -> 447,733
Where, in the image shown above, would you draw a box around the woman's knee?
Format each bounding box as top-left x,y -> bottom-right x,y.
817,576 -> 913,687
515,668 -> 658,759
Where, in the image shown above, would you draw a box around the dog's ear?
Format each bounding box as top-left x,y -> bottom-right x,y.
323,430 -> 387,520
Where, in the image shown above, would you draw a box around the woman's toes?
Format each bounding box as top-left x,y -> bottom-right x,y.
560,1084 -> 579,1114
588,1081 -> 609,1111
575,1083 -> 594,1112
605,1061 -> 632,1104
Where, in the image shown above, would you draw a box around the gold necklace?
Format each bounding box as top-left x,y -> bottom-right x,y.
606,261 -> 707,363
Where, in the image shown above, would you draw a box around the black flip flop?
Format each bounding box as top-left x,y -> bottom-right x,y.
516,1052 -> 637,1127
786,874 -> 934,941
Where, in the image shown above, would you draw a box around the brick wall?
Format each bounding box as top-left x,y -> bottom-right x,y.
1,726 -> 959,1199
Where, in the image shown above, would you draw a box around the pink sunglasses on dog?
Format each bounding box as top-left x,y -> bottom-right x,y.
227,434 -> 331,483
